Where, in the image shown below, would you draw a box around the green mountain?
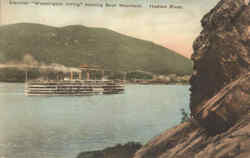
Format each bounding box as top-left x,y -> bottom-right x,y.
0,23 -> 192,75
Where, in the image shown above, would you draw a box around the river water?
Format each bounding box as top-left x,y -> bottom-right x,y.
0,83 -> 190,158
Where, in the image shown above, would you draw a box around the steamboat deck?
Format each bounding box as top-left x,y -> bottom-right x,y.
24,64 -> 125,96
25,80 -> 125,96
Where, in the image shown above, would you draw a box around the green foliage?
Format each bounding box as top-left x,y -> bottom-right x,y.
127,71 -> 153,80
0,23 -> 193,76
180,108 -> 189,123
0,67 -> 63,82
0,68 -> 41,82
0,68 -> 25,82
108,72 -> 125,80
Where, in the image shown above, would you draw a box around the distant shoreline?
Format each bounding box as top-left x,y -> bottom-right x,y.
0,81 -> 190,85
0,64 -> 191,84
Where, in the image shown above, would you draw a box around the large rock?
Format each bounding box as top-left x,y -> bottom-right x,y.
133,73 -> 250,158
133,113 -> 250,158
193,73 -> 250,135
133,0 -> 250,157
190,0 -> 250,116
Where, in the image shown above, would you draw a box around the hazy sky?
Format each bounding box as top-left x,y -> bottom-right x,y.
1,0 -> 220,58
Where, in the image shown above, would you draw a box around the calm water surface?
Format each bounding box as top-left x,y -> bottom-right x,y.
0,83 -> 190,158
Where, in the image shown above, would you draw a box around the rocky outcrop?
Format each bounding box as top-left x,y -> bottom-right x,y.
133,74 -> 250,158
190,0 -> 250,134
77,142 -> 142,158
190,0 -> 250,115
133,113 -> 250,158
133,0 -> 250,157
194,73 -> 250,135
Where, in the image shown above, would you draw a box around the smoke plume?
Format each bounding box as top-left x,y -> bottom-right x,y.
0,54 -> 81,72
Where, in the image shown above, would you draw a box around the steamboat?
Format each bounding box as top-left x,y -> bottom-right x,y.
25,64 -> 125,96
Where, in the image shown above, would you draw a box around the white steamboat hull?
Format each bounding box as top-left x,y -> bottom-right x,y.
25,80 -> 125,96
